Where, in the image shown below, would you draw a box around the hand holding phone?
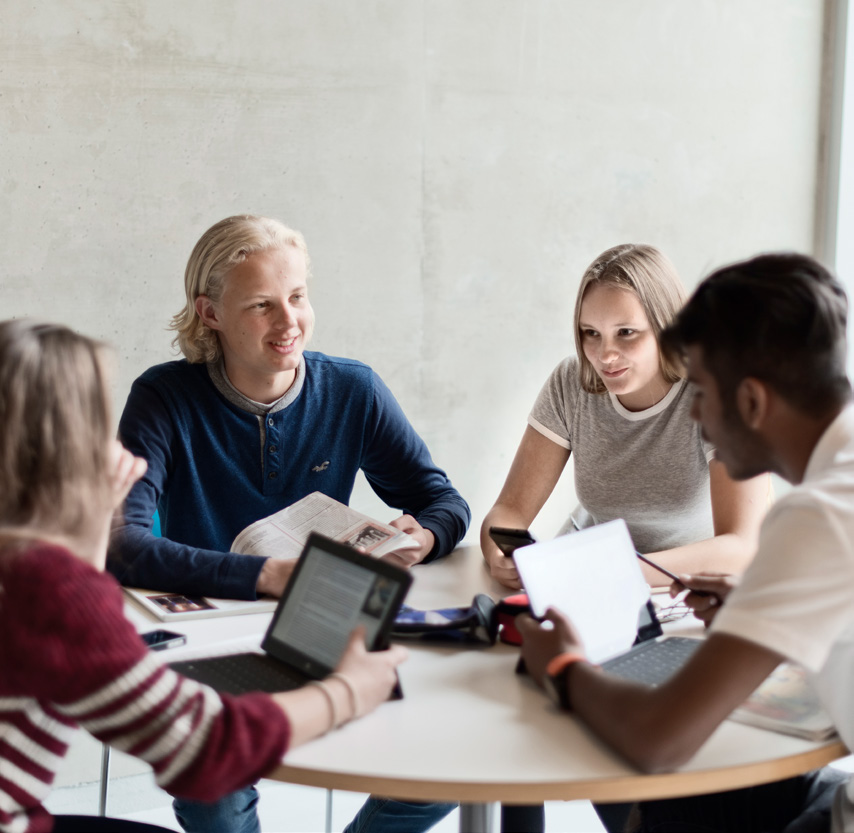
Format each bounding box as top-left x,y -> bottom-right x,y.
488,527 -> 537,556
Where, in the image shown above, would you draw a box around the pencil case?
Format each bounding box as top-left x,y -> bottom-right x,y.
392,593 -> 497,644
491,593 -> 531,645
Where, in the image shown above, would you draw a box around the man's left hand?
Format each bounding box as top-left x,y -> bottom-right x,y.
381,515 -> 435,569
517,607 -> 586,686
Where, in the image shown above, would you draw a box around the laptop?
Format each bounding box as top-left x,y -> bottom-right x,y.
169,532 -> 412,696
600,598 -> 702,686
511,520 -> 702,684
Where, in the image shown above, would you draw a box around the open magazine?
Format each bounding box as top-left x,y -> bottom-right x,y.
124,493 -> 418,621
230,491 -> 418,559
122,589 -> 279,622
730,663 -> 837,741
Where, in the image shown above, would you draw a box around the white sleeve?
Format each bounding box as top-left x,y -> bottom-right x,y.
527,357 -> 577,450
711,497 -> 854,671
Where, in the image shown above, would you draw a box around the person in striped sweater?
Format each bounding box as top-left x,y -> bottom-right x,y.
0,319 -> 408,833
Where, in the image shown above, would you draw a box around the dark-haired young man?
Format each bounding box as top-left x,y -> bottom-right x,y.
519,252 -> 854,832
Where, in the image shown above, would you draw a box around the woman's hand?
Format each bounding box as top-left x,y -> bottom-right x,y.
482,540 -> 523,589
109,439 -> 147,510
334,626 -> 409,718
481,427 -> 571,589
275,627 -> 409,748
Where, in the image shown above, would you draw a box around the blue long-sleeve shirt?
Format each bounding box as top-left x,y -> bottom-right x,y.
108,352 -> 470,599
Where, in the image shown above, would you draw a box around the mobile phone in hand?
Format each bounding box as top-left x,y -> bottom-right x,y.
488,526 -> 537,556
141,629 -> 187,651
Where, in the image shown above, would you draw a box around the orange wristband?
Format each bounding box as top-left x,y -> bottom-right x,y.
545,652 -> 588,677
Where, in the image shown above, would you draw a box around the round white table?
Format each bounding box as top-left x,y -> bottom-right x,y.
125,545 -> 848,833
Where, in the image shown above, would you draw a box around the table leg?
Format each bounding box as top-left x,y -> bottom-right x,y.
325,789 -> 333,833
98,744 -> 111,816
459,802 -> 495,833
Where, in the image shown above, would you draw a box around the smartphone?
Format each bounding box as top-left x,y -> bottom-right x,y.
141,629 -> 187,651
488,526 -> 537,556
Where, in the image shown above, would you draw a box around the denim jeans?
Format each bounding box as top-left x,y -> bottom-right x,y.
500,803 -> 545,833
53,818 -> 175,833
624,768 -> 847,833
343,797 -> 456,833
173,786 -> 260,833
173,787 -> 455,833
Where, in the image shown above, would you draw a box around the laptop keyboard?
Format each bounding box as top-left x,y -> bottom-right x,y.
601,636 -> 702,686
170,652 -> 310,696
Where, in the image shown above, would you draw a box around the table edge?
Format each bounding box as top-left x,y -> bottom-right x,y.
268,740 -> 848,804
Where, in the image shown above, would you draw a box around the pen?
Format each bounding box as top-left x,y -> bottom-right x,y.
635,551 -> 711,597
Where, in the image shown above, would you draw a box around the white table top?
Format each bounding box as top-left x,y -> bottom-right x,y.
125,546 -> 848,805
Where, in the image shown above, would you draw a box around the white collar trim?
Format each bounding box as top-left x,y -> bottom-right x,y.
608,378 -> 684,421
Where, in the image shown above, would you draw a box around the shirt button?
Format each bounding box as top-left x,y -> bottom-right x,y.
268,471 -> 278,479
269,445 -> 278,454
268,418 -> 274,427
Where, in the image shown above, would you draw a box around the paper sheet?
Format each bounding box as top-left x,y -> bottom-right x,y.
512,519 -> 650,663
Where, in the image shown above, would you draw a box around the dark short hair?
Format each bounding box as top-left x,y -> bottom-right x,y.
660,252 -> 851,416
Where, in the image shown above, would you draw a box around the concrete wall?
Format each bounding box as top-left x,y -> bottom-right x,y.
3,0 -> 826,540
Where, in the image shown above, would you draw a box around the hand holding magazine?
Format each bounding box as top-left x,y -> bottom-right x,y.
230,491 -> 418,559
125,493 -> 419,621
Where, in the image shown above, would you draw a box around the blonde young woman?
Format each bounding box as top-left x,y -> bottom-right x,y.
0,320 -> 406,833
482,243 -> 769,590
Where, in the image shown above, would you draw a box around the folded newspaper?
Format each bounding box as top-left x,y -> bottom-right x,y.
125,492 -> 418,622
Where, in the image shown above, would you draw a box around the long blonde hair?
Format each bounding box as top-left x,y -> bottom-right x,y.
170,215 -> 312,363
0,320 -> 113,541
574,244 -> 687,393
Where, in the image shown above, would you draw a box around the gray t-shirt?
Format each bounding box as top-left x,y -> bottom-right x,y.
528,357 -> 715,553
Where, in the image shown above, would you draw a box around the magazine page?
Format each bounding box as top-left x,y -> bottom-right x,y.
123,587 -> 277,621
230,491 -> 418,559
729,663 -> 837,741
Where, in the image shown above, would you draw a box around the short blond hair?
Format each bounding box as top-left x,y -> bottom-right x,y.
171,215 -> 312,363
574,244 -> 687,393
0,320 -> 113,540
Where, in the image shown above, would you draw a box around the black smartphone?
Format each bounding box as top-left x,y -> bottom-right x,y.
141,629 -> 187,651
488,526 -> 537,556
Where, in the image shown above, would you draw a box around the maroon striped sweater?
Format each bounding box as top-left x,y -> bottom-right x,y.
0,542 -> 291,833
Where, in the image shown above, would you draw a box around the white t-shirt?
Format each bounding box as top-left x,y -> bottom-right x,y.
711,405 -> 854,832
528,357 -> 714,552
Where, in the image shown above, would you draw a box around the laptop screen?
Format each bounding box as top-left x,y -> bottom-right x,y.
261,533 -> 412,679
